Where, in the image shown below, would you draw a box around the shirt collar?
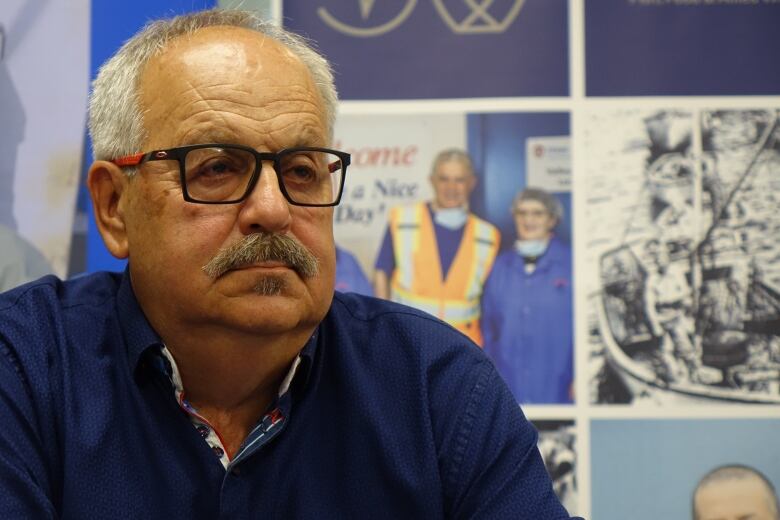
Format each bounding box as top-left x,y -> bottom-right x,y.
159,346 -> 303,399
292,330 -> 317,395
116,268 -> 164,375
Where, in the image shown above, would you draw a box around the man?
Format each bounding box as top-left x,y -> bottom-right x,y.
643,237 -> 701,383
373,149 -> 500,345
0,9 -> 575,519
692,465 -> 779,520
481,188 -> 573,403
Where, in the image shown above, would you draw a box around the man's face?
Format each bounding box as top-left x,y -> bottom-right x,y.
430,160 -> 475,209
694,477 -> 778,520
116,26 -> 335,338
514,199 -> 556,241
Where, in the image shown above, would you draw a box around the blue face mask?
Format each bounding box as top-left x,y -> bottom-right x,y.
434,207 -> 468,230
515,239 -> 549,258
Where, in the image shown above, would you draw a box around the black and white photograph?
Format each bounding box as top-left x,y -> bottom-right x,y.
532,420 -> 578,515
585,108 -> 780,405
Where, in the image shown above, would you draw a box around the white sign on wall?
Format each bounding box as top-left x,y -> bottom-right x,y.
526,136 -> 571,192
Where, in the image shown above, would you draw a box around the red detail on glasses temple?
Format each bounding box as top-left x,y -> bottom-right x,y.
112,153 -> 145,167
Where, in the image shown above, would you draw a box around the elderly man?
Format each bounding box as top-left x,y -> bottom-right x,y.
373,149 -> 500,345
481,187 -> 573,403
0,9 -> 575,519
693,465 -> 779,520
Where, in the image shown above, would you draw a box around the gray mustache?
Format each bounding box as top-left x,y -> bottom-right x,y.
202,233 -> 319,279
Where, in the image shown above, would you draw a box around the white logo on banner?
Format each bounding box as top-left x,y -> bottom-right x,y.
432,0 -> 525,34
526,136 -> 571,192
318,1 -> 417,37
317,0 -> 524,37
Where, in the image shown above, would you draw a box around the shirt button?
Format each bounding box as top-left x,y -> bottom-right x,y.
212,445 -> 224,458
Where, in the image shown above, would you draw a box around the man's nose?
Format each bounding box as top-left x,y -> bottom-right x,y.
236,162 -> 292,235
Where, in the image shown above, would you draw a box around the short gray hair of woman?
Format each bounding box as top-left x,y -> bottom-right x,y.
88,9 -> 338,166
512,187 -> 563,223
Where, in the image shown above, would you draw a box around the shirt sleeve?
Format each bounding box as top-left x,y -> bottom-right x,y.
373,225 -> 395,275
440,359 -> 580,519
0,341 -> 58,518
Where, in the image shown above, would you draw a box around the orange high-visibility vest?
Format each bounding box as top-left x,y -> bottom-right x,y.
389,203 -> 500,346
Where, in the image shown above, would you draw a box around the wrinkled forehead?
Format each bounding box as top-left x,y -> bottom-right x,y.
144,25 -> 304,77
136,26 -> 326,148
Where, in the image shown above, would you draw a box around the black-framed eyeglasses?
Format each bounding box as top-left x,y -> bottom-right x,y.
111,144 -> 350,206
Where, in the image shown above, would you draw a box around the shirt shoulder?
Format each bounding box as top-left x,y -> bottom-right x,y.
0,272 -> 123,383
0,272 -> 122,314
328,292 -> 485,363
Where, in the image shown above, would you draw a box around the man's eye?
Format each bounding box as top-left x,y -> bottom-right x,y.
283,165 -> 317,184
202,159 -> 235,176
281,154 -> 322,185
187,155 -> 247,183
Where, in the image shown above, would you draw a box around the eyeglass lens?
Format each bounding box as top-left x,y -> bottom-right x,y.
183,147 -> 344,204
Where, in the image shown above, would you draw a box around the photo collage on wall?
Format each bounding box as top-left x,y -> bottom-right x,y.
283,0 -> 780,517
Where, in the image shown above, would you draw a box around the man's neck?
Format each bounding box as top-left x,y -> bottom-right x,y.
162,325 -> 312,457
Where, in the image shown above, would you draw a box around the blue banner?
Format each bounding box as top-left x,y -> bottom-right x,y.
283,0 -> 568,99
586,0 -> 780,96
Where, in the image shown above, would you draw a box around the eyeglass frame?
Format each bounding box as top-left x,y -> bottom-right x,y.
110,143 -> 350,207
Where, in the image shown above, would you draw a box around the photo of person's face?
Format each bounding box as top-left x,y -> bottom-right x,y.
694,476 -> 777,520
514,199 -> 556,241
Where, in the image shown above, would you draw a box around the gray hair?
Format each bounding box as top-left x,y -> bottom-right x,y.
692,464 -> 779,520
88,8 -> 337,164
430,148 -> 474,177
512,187 -> 563,222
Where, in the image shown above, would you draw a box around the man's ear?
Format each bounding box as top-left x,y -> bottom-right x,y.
87,161 -> 131,259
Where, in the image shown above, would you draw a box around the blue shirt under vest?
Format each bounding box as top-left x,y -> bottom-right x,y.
0,271 -> 576,519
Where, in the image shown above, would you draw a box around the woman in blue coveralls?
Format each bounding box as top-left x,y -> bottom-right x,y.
481,188 -> 573,403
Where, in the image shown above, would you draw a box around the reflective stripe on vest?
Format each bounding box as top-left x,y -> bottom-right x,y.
391,285 -> 481,325
390,205 -> 422,291
465,219 -> 499,301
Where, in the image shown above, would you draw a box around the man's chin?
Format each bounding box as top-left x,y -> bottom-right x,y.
252,275 -> 286,296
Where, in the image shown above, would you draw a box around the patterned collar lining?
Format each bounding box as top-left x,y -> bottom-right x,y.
158,345 -> 301,469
